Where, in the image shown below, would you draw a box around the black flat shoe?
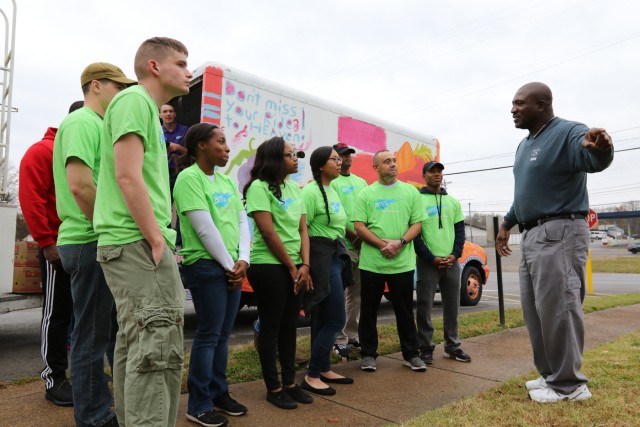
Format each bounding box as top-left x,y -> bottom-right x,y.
320,375 -> 354,384
301,379 -> 336,396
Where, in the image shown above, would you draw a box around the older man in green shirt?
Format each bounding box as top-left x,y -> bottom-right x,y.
354,150 -> 426,372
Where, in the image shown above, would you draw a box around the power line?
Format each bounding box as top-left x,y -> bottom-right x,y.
444,126 -> 639,166
388,30 -> 640,119
447,165 -> 513,175
445,146 -> 639,175
311,0 -> 554,89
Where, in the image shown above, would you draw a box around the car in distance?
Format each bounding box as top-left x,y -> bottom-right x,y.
628,242 -> 640,254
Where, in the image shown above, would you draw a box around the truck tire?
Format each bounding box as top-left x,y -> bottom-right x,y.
460,265 -> 483,306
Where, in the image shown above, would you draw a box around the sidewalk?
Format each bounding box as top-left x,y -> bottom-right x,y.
2,304 -> 639,427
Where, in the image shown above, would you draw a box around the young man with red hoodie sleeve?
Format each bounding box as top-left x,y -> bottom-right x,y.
19,125 -> 74,407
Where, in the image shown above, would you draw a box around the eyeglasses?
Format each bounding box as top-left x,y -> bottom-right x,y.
328,157 -> 343,164
283,152 -> 298,159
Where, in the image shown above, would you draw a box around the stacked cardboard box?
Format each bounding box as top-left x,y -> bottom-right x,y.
13,241 -> 42,293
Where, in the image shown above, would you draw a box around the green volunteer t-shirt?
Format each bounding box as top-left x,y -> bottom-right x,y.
419,192 -> 465,257
330,173 -> 368,249
174,165 -> 243,265
246,179 -> 305,265
53,107 -> 102,245
354,181 -> 425,274
94,85 -> 175,248
302,181 -> 347,240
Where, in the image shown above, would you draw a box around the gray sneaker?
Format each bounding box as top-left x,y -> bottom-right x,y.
403,356 -> 427,371
360,356 -> 376,371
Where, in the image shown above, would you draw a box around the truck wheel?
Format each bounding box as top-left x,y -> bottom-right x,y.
632,249 -> 638,254
460,265 -> 483,306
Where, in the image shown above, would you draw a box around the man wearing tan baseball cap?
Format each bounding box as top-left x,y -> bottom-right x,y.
52,61 -> 135,427
80,62 -> 136,88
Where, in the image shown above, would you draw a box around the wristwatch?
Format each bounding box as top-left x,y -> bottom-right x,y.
400,238 -> 407,247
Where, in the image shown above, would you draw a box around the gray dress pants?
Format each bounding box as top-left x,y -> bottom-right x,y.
519,218 -> 589,394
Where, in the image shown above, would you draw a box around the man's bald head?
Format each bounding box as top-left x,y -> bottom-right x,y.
511,82 -> 555,132
517,82 -> 553,106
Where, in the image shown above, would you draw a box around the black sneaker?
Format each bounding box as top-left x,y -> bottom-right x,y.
444,348 -> 472,363
333,344 -> 350,359
45,380 -> 73,407
419,349 -> 434,365
213,391 -> 247,416
284,384 -> 313,404
186,410 -> 228,427
266,390 -> 298,409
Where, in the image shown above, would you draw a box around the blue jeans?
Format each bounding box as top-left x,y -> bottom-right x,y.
183,259 -> 241,415
308,256 -> 346,377
59,241 -> 117,427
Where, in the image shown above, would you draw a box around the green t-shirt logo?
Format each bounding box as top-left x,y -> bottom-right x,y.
213,192 -> 232,208
279,197 -> 297,210
425,205 -> 439,216
330,201 -> 341,214
341,185 -> 355,194
374,198 -> 397,211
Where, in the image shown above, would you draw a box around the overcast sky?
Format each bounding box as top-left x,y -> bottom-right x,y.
5,0 -> 639,215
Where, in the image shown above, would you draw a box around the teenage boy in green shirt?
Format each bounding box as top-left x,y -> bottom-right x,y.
413,161 -> 471,366
330,143 -> 367,359
93,37 -> 193,427
53,62 -> 135,427
354,150 -> 427,372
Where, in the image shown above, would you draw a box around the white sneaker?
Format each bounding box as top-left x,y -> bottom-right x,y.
525,376 -> 547,391
529,384 -> 592,403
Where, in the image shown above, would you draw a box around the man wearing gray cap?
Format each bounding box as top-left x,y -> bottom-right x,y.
330,143 -> 367,360
414,161 -> 470,365
53,62 -> 135,427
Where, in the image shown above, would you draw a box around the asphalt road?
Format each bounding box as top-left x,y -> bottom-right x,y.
1,244 -> 637,382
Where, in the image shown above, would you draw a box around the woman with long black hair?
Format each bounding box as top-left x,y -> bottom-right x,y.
300,146 -> 354,396
243,136 -> 313,410
174,123 -> 250,427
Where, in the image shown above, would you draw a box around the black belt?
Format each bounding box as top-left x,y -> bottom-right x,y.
520,213 -> 586,232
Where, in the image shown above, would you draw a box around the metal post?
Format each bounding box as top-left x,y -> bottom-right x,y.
468,202 -> 473,243
0,0 -> 16,201
492,216 -> 505,326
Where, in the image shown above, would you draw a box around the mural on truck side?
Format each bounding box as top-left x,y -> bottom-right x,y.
199,64 -> 437,192
336,116 -> 435,187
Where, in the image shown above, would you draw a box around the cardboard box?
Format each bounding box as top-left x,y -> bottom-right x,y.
14,241 -> 40,267
13,266 -> 42,293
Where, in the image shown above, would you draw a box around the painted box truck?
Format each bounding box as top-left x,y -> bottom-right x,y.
172,62 -> 488,307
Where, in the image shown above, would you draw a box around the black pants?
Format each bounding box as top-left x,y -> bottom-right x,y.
358,269 -> 419,360
38,249 -> 73,390
247,264 -> 304,390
